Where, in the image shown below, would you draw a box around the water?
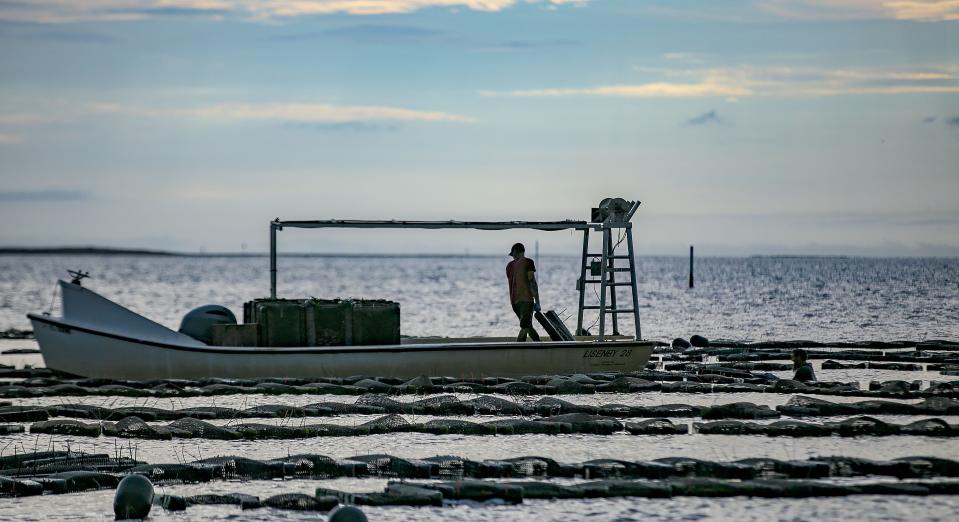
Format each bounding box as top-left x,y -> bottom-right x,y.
3,489 -> 953,521
1,255 -> 958,341
1,255 -> 958,520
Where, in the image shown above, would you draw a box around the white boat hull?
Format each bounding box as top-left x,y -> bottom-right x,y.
29,282 -> 653,380
31,315 -> 652,379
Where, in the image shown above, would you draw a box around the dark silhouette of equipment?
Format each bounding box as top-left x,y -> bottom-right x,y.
68,270 -> 90,286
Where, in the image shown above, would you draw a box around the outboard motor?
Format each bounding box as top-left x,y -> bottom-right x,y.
178,305 -> 237,344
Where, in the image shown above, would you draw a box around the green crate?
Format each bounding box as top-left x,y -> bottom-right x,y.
244,298 -> 401,347
254,299 -> 307,347
351,300 -> 400,346
305,299 -> 352,346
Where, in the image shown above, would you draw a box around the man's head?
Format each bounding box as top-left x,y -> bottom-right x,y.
791,348 -> 808,367
509,242 -> 526,259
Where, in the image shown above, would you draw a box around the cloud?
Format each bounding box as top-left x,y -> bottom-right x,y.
482,38 -> 581,51
284,121 -> 400,132
0,21 -> 116,43
320,24 -> 443,43
0,133 -> 25,145
485,64 -> 959,99
685,110 -> 722,125
0,0 -> 587,24
917,113 -> 959,128
89,102 -> 475,124
270,25 -> 581,50
0,113 -> 51,125
185,103 -> 474,123
757,0 -> 959,22
0,112 -> 51,144
269,24 -> 444,43
116,6 -> 231,18
645,1 -> 959,23
663,52 -> 708,64
486,82 -> 752,99
0,189 -> 88,201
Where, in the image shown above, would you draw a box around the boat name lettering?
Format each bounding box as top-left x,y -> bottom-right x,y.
583,348 -> 618,358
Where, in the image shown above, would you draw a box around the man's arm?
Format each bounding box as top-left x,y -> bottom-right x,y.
527,270 -> 539,303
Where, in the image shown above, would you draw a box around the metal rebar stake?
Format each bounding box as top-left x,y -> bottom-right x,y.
269,223 -> 278,299
607,229 -> 620,336
598,225 -> 609,341
626,225 -> 641,340
576,228 -> 590,335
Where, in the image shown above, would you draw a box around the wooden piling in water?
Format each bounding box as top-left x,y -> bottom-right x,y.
689,246 -> 694,289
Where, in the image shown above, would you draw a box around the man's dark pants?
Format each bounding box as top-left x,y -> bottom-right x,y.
512,301 -> 540,341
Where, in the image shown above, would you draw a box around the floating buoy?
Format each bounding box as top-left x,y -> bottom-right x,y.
113,474 -> 154,519
329,505 -> 368,522
690,335 -> 709,348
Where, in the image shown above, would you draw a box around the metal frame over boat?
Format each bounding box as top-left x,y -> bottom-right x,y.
28,199 -> 653,379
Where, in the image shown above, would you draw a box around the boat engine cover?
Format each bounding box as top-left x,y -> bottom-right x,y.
178,305 -> 237,344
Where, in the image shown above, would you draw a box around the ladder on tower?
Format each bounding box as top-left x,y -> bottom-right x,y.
575,200 -> 642,341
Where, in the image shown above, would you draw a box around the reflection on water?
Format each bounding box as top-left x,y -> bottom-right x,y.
1,255 -> 957,341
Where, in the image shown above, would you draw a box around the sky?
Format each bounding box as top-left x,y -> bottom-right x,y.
0,0 -> 957,256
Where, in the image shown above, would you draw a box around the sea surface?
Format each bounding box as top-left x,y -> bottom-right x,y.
1,254 -> 958,341
1,254 -> 958,521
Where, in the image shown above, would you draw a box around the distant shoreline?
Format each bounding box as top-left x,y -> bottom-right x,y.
0,247 -> 181,256
0,247 -> 518,258
0,247 -> 956,259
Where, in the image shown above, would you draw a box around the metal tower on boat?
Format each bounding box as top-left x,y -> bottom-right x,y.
575,198 -> 642,340
268,198 -> 642,340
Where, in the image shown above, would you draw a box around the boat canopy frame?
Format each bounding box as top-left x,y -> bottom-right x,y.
268,200 -> 642,340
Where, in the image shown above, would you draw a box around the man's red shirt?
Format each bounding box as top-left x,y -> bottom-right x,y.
506,257 -> 536,304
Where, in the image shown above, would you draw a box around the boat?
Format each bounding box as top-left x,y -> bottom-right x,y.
28,198 -> 654,380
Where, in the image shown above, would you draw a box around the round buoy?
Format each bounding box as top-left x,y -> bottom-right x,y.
113,474 -> 154,520
330,505 -> 368,522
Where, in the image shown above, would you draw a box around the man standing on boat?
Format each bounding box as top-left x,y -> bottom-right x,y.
507,242 -> 541,342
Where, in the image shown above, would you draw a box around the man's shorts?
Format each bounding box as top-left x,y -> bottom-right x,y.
512,301 -> 535,329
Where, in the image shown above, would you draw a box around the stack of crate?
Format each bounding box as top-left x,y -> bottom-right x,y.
241,298 -> 400,347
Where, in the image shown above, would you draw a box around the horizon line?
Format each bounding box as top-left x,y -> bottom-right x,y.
1,246 -> 957,260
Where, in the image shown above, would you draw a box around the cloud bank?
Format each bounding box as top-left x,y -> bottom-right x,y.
485,64 -> 959,99
0,0 -> 586,23
3,1 -> 955,24
758,0 -> 959,22
89,102 -> 474,124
